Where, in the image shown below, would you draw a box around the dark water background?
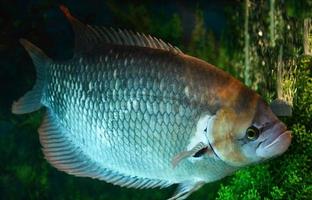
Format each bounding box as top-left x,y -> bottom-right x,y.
0,0 -> 311,199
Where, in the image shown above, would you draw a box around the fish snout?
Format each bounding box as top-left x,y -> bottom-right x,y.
256,122 -> 292,159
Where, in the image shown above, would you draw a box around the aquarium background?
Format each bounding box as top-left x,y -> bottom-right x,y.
0,0 -> 311,199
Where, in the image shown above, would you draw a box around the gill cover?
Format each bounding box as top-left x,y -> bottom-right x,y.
206,107 -> 255,166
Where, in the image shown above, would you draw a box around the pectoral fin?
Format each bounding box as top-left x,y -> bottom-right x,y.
168,181 -> 205,200
171,142 -> 208,168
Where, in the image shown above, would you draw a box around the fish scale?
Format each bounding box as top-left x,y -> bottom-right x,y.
44,47 -> 203,181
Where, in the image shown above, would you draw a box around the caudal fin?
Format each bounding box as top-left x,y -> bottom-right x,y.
12,39 -> 51,114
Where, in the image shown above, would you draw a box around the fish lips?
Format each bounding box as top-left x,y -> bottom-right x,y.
256,123 -> 292,159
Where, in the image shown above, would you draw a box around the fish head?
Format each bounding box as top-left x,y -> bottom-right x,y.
208,98 -> 291,167
251,99 -> 292,160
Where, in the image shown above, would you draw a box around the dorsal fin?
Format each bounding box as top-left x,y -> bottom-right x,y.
59,5 -> 183,56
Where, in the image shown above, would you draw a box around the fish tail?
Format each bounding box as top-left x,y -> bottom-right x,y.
12,39 -> 51,114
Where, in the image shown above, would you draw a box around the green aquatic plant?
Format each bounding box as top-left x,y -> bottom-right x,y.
292,56 -> 312,130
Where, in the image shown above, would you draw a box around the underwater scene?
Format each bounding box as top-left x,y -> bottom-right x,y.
0,0 -> 311,199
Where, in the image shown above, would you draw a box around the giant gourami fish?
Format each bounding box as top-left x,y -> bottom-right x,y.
13,6 -> 292,199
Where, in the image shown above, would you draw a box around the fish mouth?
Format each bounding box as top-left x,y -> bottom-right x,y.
256,122 -> 292,159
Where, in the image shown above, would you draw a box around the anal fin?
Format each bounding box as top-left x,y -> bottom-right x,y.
39,109 -> 172,189
38,110 -> 94,176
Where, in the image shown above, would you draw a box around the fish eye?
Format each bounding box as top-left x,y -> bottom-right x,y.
246,126 -> 260,141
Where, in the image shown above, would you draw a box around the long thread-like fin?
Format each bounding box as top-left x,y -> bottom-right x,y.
12,39 -> 51,114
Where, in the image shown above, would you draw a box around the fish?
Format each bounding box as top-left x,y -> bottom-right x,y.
12,6 -> 292,200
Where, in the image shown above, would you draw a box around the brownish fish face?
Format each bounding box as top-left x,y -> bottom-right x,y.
208,99 -> 291,167
251,100 -> 292,159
